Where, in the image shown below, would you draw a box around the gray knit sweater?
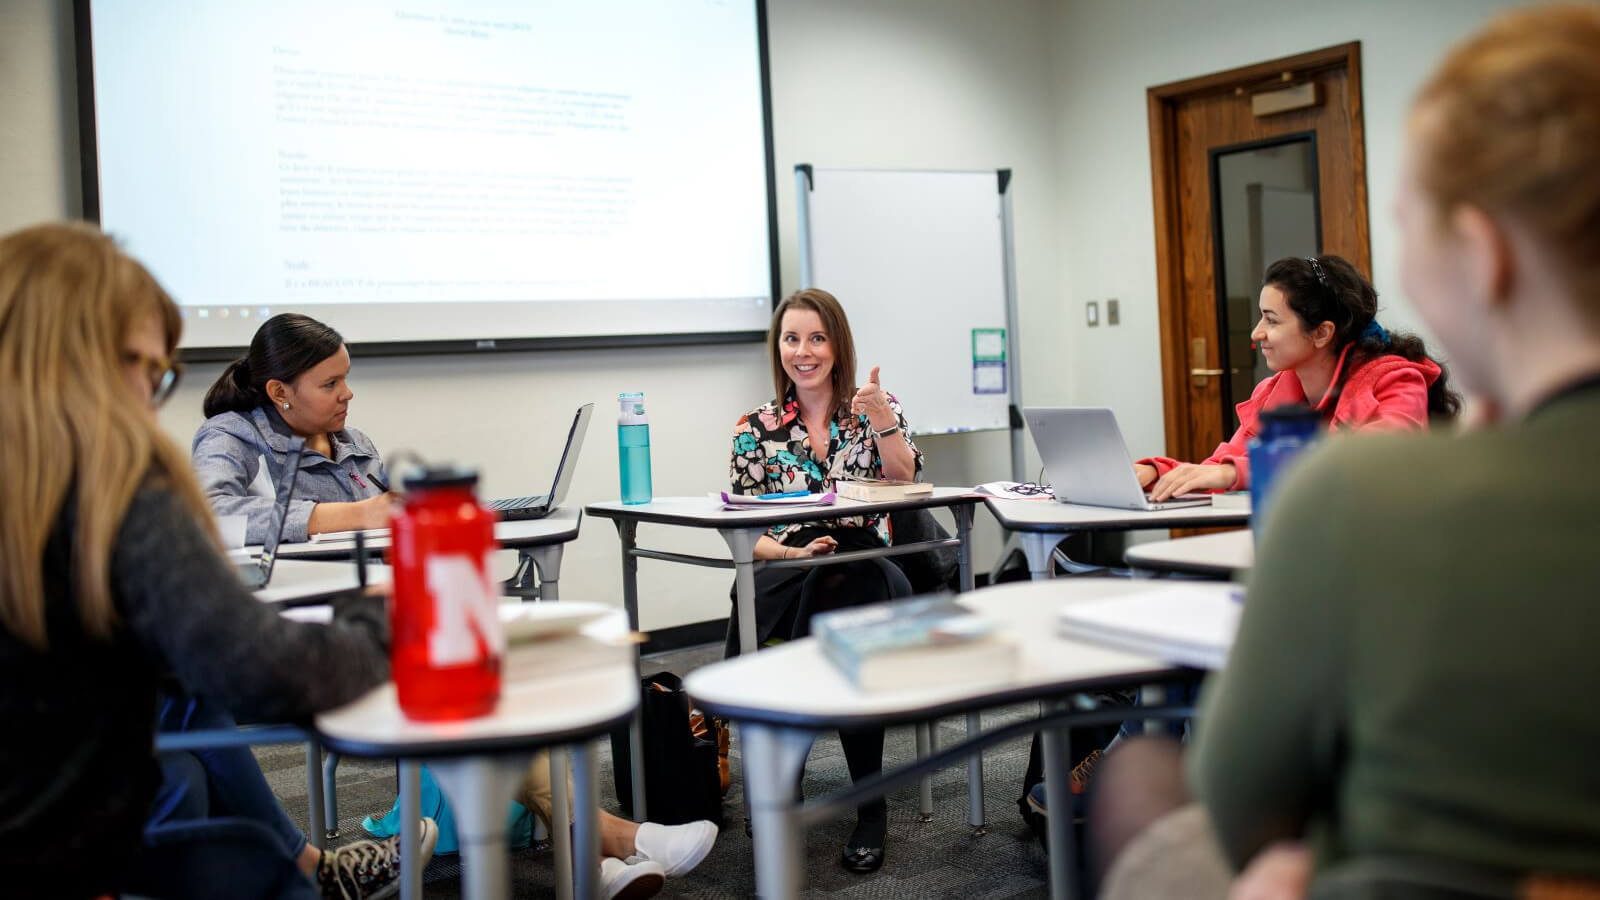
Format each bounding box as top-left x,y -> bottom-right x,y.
0,479 -> 389,895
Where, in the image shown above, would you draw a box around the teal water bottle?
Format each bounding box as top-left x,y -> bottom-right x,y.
618,392 -> 652,505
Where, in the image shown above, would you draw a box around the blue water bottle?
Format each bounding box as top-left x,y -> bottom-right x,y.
618,392 -> 652,505
1248,404 -> 1321,541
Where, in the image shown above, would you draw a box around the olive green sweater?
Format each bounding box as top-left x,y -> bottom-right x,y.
1189,381 -> 1600,880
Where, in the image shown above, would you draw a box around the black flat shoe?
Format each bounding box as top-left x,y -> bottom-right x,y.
840,844 -> 885,873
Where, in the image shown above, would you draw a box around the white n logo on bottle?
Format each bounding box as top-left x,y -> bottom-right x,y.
425,554 -> 506,667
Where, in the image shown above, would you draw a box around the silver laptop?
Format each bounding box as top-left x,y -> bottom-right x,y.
236,437 -> 304,588
485,404 -> 592,520
1024,407 -> 1212,511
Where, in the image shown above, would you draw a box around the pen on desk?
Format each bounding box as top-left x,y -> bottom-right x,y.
758,490 -> 811,499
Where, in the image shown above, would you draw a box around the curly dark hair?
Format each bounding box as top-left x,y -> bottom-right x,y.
1263,255 -> 1461,421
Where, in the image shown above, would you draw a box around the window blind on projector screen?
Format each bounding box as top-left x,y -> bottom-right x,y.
76,0 -> 779,357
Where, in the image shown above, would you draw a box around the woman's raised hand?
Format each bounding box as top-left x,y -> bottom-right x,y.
851,366 -> 895,429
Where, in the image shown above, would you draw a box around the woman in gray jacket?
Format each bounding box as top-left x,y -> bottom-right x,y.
194,313 -> 393,543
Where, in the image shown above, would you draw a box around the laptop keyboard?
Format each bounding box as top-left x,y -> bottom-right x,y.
487,495 -> 546,511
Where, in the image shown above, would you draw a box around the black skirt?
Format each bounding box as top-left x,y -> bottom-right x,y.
724,525 -> 889,658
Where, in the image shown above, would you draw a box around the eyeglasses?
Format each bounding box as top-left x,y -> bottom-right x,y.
124,351 -> 184,408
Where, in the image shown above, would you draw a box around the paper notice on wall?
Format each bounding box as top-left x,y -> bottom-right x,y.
973,360 -> 1006,394
972,328 -> 1006,361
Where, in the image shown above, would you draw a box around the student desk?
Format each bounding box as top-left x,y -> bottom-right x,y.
685,578 -> 1232,900
984,498 -> 1251,579
316,610 -> 637,900
274,507 -> 583,600
1125,529 -> 1254,579
586,488 -> 981,821
253,558 -> 389,605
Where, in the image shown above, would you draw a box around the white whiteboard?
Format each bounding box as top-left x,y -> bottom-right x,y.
798,168 -> 1014,435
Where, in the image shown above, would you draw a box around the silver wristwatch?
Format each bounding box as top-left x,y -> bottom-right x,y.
872,423 -> 902,439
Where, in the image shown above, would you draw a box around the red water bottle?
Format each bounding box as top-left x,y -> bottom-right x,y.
389,465 -> 503,721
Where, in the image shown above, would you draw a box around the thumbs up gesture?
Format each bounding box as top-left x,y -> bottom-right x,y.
851,366 -> 895,430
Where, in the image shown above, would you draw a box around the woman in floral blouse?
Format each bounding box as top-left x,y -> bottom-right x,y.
727,287 -> 922,874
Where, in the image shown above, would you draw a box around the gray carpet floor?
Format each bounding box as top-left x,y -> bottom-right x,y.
252,643 -> 1053,898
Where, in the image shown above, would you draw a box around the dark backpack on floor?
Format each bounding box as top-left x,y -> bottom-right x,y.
609,672 -> 724,826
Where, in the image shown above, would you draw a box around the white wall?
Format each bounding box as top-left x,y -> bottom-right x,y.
1048,0 -> 1523,461
0,0 -> 1060,628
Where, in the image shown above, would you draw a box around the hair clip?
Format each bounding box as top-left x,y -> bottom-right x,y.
1306,256 -> 1331,289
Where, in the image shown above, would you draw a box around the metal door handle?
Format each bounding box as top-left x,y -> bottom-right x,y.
1190,368 -> 1226,376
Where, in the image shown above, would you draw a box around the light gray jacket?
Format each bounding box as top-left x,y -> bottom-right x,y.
191,405 -> 388,544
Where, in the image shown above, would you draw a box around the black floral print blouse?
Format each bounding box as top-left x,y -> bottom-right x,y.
728,391 -> 923,545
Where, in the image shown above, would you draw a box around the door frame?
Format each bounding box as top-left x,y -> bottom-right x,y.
1146,41 -> 1368,461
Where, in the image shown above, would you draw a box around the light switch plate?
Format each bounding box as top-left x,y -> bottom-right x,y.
1107,298 -> 1120,325
1086,300 -> 1099,327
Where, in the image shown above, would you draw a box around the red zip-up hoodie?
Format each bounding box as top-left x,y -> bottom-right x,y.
1139,344 -> 1442,491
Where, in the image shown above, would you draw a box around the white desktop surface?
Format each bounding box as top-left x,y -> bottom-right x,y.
586,487 -> 977,528
685,579 -> 1226,726
1125,529 -> 1254,577
253,559 -> 391,605
275,507 -> 582,560
315,610 -> 634,757
984,496 -> 1251,532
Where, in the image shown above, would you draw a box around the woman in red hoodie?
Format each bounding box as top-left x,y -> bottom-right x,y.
1139,255 -> 1459,500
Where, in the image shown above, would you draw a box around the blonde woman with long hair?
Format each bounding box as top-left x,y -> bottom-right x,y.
0,223 -> 423,899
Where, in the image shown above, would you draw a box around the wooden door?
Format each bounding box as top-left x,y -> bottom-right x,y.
1148,43 -> 1370,465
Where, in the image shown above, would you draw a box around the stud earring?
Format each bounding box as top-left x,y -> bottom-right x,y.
282,402 -> 291,410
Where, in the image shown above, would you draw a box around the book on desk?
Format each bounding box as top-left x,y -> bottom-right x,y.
812,594 -> 1019,692
1056,586 -> 1242,670
832,478 -> 934,502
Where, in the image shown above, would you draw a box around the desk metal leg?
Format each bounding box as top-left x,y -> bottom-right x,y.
306,742 -> 325,850
551,749 -> 575,900
322,752 -> 341,839
398,761 -> 422,900
1141,684 -> 1167,737
431,754 -> 534,900
530,545 -> 564,602
955,504 -> 975,593
914,723 -> 934,821
719,527 -> 762,656
954,506 -> 985,831
966,712 -> 987,832
1020,531 -> 1063,581
615,520 -> 647,822
571,741 -> 601,900
1040,702 -> 1077,900
745,723 -> 816,900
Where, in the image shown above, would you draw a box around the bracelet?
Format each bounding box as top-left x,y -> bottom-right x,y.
872,423 -> 902,439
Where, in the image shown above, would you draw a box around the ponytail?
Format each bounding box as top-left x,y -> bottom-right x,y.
202,357 -> 260,418
200,313 -> 345,420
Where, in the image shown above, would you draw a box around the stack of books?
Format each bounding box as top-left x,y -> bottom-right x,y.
812,594 -> 1019,692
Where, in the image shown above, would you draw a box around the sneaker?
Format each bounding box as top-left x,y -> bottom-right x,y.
601,857 -> 665,900
629,820 -> 718,878
318,817 -> 438,900
1070,748 -> 1103,794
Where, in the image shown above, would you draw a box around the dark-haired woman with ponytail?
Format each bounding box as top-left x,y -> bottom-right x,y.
1136,255 -> 1459,500
193,314 -> 392,543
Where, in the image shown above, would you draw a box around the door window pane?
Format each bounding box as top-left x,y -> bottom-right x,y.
1211,136 -> 1320,431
